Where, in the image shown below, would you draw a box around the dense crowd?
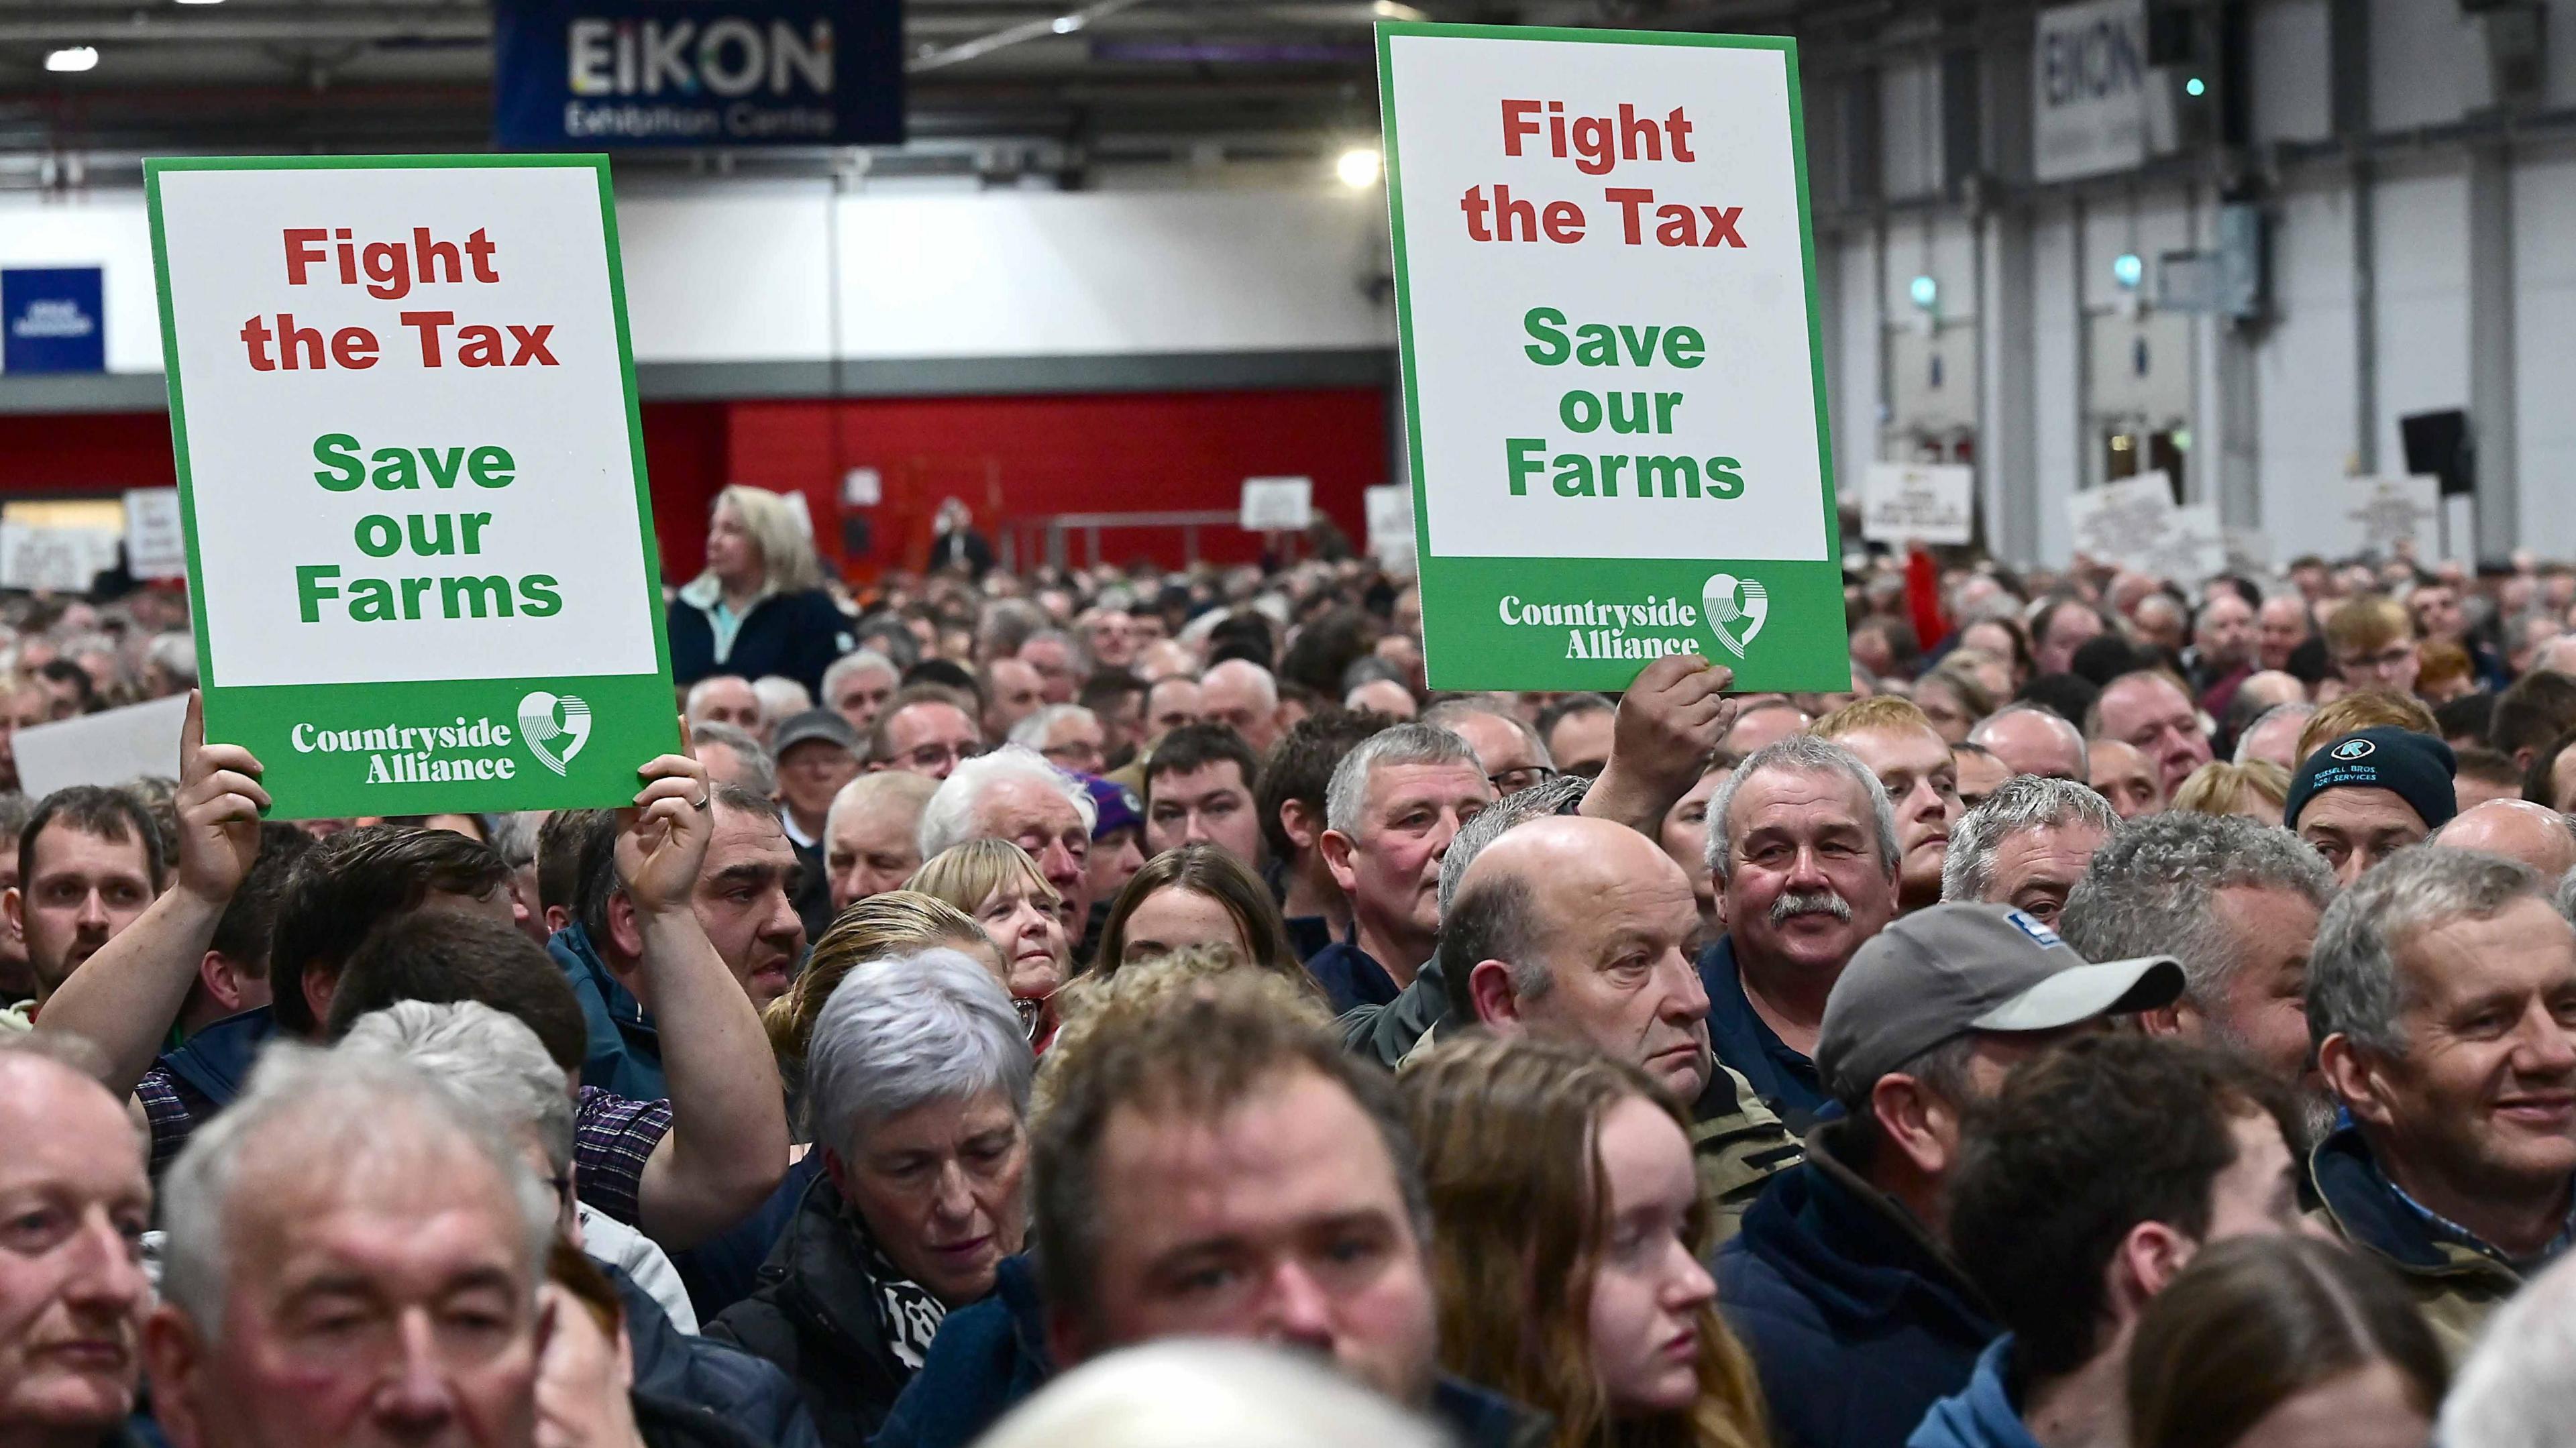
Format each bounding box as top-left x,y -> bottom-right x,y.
9,482 -> 2576,1448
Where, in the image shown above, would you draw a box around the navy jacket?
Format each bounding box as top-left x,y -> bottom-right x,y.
1303,937 -> 1401,1017
1906,1338 -> 2041,1448
612,1262 -> 820,1448
668,586 -> 850,698
868,1254 -> 1053,1448
156,1005 -> 276,1111
551,924 -> 669,1102
1716,1123 -> 1997,1448
1698,934 -> 1829,1132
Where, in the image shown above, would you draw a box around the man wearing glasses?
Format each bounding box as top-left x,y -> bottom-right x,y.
1420,697 -> 1560,797
870,685 -> 987,781
2324,595 -> 2422,698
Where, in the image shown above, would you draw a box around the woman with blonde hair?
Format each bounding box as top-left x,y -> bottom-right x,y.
1405,1035 -> 1769,1448
669,483 -> 851,698
764,890 -> 1002,1114
910,838 -> 1073,1050
2168,759 -> 2292,826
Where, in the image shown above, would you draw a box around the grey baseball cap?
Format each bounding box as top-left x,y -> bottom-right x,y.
1815,903 -> 2184,1101
773,709 -> 861,759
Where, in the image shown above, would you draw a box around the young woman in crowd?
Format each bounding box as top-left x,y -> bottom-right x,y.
1090,843 -> 1305,986
1404,1035 -> 1769,1448
2125,1235 -> 2447,1448
910,839 -> 1073,1050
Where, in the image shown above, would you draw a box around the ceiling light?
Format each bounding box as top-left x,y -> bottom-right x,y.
175,0 -> 226,6
45,46 -> 99,72
1050,13 -> 1084,34
1336,146 -> 1381,188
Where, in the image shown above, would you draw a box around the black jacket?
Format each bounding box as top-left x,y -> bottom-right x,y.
667,584 -> 851,698
706,1174 -> 914,1447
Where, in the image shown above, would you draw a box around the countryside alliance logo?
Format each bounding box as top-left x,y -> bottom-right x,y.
1495,570 -> 1766,662
517,691 -> 593,776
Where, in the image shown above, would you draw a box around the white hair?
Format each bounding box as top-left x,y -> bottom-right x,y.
753,675 -> 813,726
1324,722 -> 1481,836
825,771 -> 938,850
1941,776 -> 2120,902
685,674 -> 755,720
807,946 -> 1034,1156
337,1000 -> 574,1176
1705,732 -> 1901,885
145,630 -> 198,685
1010,704 -> 1099,751
2439,1249 -> 2576,1447
159,1043 -> 554,1339
979,1341 -> 1446,1448
821,650 -> 899,702
918,745 -> 1097,860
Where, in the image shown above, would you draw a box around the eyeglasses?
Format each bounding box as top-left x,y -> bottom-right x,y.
899,740 -> 987,771
2340,647 -> 2416,674
1488,765 -> 1560,794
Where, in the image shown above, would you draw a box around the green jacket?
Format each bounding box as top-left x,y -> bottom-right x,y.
2308,1123 -> 2531,1361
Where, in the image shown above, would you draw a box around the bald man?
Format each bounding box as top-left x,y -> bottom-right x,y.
2430,799 -> 2576,880
1439,814 -> 1800,1236
1199,660 -> 1283,757
1968,704 -> 2088,782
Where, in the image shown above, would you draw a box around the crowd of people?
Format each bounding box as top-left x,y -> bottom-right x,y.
11,480 -> 2576,1447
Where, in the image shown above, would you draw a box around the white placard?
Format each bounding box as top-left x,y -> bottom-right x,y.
13,694 -> 191,796
2145,502 -> 2229,584
2326,476 -> 2443,557
1365,483 -> 1417,573
2065,472 -> 2177,567
2034,0 -> 2150,183
124,488 -> 189,581
0,523 -> 119,593
1861,463 -> 1974,545
1240,476 -> 1313,532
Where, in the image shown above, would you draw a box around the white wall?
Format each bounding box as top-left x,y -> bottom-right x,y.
0,176 -> 1394,377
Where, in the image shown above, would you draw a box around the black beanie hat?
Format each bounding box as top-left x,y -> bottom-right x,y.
2285,726 -> 2459,832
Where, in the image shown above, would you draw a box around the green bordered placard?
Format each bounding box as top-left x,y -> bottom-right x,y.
146,154 -> 678,818
1376,22 -> 1850,692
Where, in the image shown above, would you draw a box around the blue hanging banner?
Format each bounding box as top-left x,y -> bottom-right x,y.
2,268 -> 106,374
492,0 -> 902,150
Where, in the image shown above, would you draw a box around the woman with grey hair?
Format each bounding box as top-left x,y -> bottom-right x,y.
709,946 -> 1036,1447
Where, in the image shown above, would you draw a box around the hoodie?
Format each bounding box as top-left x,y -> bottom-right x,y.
1907,1338 -> 2042,1448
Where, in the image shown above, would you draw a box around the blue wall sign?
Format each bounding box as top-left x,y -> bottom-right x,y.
2,268 -> 105,374
492,0 -> 902,150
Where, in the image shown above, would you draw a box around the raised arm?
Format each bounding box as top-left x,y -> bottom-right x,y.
1579,654 -> 1737,840
619,749 -> 790,1247
35,691 -> 268,1094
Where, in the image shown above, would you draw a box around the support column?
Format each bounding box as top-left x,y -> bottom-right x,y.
1982,206 -> 2038,564
2469,144 -> 2518,561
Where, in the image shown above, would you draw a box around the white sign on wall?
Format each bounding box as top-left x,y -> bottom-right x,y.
1239,476 -> 1313,532
1861,463 -> 1974,545
2033,0 -> 2149,183
123,488 -> 188,580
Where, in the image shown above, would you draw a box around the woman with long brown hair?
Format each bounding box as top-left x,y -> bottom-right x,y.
1405,1035 -> 1768,1448
1091,843 -> 1308,989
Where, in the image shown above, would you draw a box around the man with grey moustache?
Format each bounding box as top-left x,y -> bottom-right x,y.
1698,734 -> 1904,1131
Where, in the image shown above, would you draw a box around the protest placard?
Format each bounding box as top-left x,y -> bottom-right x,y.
1240,476 -> 1314,532
1380,23 -> 1846,689
1861,462 -> 1974,546
2065,472 -> 2178,569
124,488 -> 189,581
2326,476 -> 2442,557
146,154 -> 677,818
13,695 -> 191,798
1366,483 -> 1417,573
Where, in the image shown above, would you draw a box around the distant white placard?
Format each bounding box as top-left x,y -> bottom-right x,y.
2033,0 -> 2149,183
1862,463 -> 1974,545
1366,484 -> 1417,573
2145,502 -> 2229,584
841,468 -> 882,508
124,488 -> 188,580
2065,472 -> 2177,568
0,522 -> 119,593
2328,476 -> 2443,557
1240,476 -> 1314,532
13,694 -> 191,796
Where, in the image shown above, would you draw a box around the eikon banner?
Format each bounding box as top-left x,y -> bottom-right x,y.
493,0 -> 903,150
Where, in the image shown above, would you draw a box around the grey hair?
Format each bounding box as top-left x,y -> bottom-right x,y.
1022,628 -> 1091,674
487,810 -> 543,871
825,770 -> 938,850
1437,771 -> 1589,917
753,675 -> 813,726
1941,776 -> 2121,903
1010,704 -> 1100,751
337,1001 -> 575,1177
2559,865 -> 2576,926
159,1043 -> 555,1338
2439,1247 -> 2576,1448
1968,702 -> 2091,775
821,649 -> 899,702
1323,722 -> 1482,837
2234,702 -> 2318,765
145,630 -> 198,685
1419,697 -> 1555,773
807,946 -> 1035,1156
684,674 -> 755,719
918,745 -> 1098,860
1705,732 -> 1900,885
2057,813 -> 2333,1007
976,1339 -> 1448,1448
2309,847 -> 2548,1058
690,720 -> 777,797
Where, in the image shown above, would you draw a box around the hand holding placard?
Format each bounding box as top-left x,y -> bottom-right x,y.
171,689 -> 271,909
617,732 -> 715,922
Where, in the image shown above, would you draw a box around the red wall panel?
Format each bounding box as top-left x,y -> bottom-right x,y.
0,386 -> 1387,581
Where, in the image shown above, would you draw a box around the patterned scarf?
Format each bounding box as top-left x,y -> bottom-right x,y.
849,1209 -> 949,1372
